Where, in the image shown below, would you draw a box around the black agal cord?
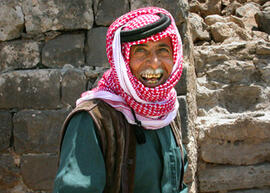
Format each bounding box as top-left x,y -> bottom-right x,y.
120,13 -> 171,43
131,108 -> 146,144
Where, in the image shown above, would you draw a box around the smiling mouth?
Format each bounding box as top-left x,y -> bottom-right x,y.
140,69 -> 164,85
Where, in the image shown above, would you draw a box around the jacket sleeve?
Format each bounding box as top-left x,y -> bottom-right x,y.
53,111 -> 106,193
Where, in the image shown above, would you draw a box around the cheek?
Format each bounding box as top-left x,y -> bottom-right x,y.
163,58 -> 174,74
129,58 -> 141,75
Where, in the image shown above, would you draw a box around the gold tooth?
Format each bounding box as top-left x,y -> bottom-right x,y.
142,73 -> 162,79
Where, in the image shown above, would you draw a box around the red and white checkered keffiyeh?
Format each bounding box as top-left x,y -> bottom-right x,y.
76,7 -> 183,129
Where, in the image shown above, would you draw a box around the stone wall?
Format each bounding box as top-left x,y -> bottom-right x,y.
189,0 -> 270,192
0,1 -> 198,193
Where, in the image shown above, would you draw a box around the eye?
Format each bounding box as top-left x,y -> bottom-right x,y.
133,47 -> 147,57
134,47 -> 146,53
157,47 -> 170,56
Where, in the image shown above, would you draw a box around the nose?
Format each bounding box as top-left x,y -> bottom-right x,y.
147,52 -> 161,69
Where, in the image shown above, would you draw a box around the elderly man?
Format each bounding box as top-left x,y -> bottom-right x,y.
53,7 -> 188,193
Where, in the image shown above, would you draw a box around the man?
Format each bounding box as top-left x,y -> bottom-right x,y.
53,7 -> 188,193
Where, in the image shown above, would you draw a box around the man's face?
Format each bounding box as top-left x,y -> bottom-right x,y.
129,37 -> 174,88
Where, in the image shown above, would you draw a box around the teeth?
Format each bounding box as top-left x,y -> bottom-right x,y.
141,73 -> 162,79
148,79 -> 158,84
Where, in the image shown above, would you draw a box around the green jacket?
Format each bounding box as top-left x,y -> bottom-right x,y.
53,99 -> 188,193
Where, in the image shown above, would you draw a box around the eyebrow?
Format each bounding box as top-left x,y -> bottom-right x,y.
158,43 -> 171,48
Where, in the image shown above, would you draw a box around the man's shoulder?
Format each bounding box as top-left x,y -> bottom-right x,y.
71,99 -> 125,128
74,99 -> 119,117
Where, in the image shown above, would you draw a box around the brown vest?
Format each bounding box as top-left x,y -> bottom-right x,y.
59,99 -> 184,193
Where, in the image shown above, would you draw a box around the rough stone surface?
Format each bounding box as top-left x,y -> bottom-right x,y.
197,113 -> 270,142
21,154 -> 57,191
0,70 -> 61,109
194,42 -> 259,76
0,1 -> 24,41
223,22 -> 252,43
0,40 -> 40,72
205,14 -> 226,25
0,154 -> 20,190
189,13 -> 210,42
13,108 -> 70,154
255,10 -> 270,34
227,15 -> 246,28
256,42 -> 270,55
42,33 -> 85,68
199,163 -> 270,192
235,2 -> 260,18
254,56 -> 270,84
61,68 -> 87,106
0,112 -> 12,152
190,0 -> 222,17
252,30 -> 270,42
86,27 -> 109,67
178,96 -> 189,143
22,0 -> 94,34
197,83 -> 263,114
205,60 -> 257,84
235,2 -> 260,30
210,22 -> 234,42
194,40 -> 270,117
221,1 -> 242,16
94,0 -> 129,26
201,141 -> 270,165
229,188 -> 270,193
175,63 -> 187,95
190,0 -> 270,192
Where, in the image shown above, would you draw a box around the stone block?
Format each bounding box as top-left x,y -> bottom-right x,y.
42,33 -> 85,68
236,2 -> 260,30
210,22 -> 233,42
227,15 -> 245,28
199,164 -> 270,192
0,1 -> 24,41
201,141 -> 270,165
221,1 -> 241,16
255,10 -> 270,35
222,85 -> 261,113
21,154 -> 57,191
13,108 -> 70,154
130,0 -> 189,26
205,14 -> 227,26
0,70 -> 61,109
256,43 -> 270,55
22,0 -> 94,34
86,27 -> 109,67
197,112 -> 270,142
94,0 -> 129,26
0,40 -> 40,72
175,63 -> 187,95
61,69 -> 87,106
254,57 -> 270,84
177,96 -> 188,142
189,13 -> 210,42
229,188 -> 270,193
0,111 -> 12,152
206,60 -> 257,84
194,41 -> 259,76
0,154 -> 20,190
